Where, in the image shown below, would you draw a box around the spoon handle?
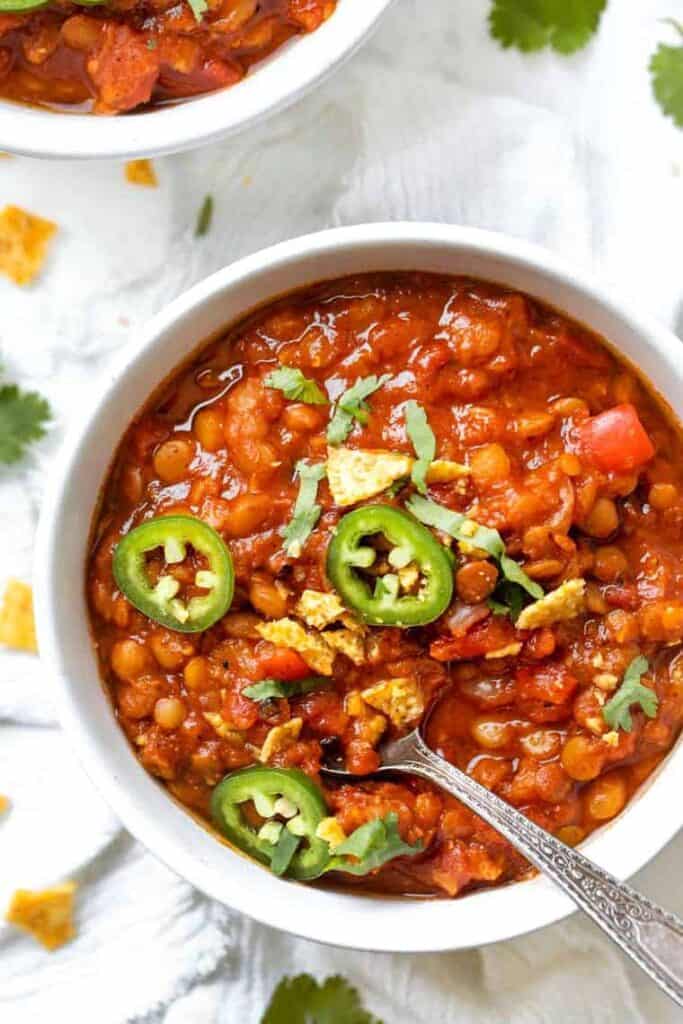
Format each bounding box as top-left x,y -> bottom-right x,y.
383,733 -> 683,1007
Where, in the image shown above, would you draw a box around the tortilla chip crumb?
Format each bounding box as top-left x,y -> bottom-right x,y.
6,883 -> 77,951
316,816 -> 347,851
323,628 -> 365,665
256,618 -> 336,675
260,717 -> 303,763
0,795 -> 9,814
0,205 -> 57,286
485,641 -> 523,661
202,712 -> 244,742
125,159 -> 158,187
0,579 -> 37,653
295,589 -> 348,631
361,677 -> 424,730
516,579 -> 586,632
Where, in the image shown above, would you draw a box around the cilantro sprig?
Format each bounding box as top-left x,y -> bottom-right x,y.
602,656 -> 658,732
650,20 -> 683,128
405,494 -> 542,615
281,460 -> 326,558
265,366 -> 328,405
328,812 -> 422,876
489,0 -> 607,55
405,400 -> 435,495
243,677 -> 331,702
0,364 -> 51,465
262,974 -> 382,1024
326,374 -> 391,446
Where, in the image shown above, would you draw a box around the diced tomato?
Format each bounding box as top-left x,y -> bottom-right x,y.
516,663 -> 578,705
578,404 -> 655,474
87,24 -> 159,113
429,616 -> 517,662
256,646 -> 311,681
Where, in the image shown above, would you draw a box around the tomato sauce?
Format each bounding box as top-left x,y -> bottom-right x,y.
0,0 -> 335,114
87,273 -> 683,897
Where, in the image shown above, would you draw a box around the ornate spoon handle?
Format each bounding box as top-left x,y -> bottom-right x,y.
382,732 -> 683,1007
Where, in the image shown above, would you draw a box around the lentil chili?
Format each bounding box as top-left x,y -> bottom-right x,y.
88,272 -> 683,897
0,0 -> 335,114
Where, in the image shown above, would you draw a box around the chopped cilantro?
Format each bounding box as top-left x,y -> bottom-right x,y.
261,974 -> 383,1024
269,827 -> 300,877
405,400 -> 435,495
0,365 -> 51,465
328,812 -> 422,876
489,0 -> 606,55
146,37 -> 157,50
650,20 -> 683,128
281,460 -> 326,557
264,366 -> 328,405
602,656 -> 658,732
195,195 -> 213,237
405,494 -> 542,607
243,677 -> 331,701
326,374 -> 391,446
187,0 -> 208,22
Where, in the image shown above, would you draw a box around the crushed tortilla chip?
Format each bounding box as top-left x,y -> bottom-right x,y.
516,578 -> 586,632
327,446 -> 413,506
6,882 -> 77,950
0,205 -> 57,287
202,712 -> 244,742
602,730 -> 619,747
485,641 -> 523,660
260,717 -> 302,763
323,628 -> 365,665
256,618 -> 335,675
345,691 -> 387,746
361,677 -> 424,730
0,795 -> 9,814
295,589 -> 348,631
425,459 -> 470,484
0,579 -> 37,653
125,159 -> 158,187
316,816 -> 347,851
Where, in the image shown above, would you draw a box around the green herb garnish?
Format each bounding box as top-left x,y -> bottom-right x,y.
329,812 -> 422,876
602,656 -> 658,732
650,20 -> 683,128
243,677 -> 331,702
262,974 -> 383,1024
326,374 -> 391,446
195,195 -> 213,237
489,0 -> 606,55
187,0 -> 208,22
0,365 -> 51,465
265,366 -> 328,405
405,400 -> 435,495
281,460 -> 326,557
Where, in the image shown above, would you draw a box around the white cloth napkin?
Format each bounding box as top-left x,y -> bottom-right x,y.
1,1 -> 683,1021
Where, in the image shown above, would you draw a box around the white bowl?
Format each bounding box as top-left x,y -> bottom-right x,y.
35,223 -> 683,952
0,0 -> 393,160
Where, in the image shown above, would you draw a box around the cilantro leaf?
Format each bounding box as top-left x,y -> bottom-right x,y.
328,812 -> 422,876
281,460 -> 326,557
269,827 -> 300,877
187,0 -> 208,22
265,366 -> 328,405
489,0 -> 606,55
405,400 -> 435,495
326,375 -> 391,446
0,375 -> 51,465
195,195 -> 213,237
262,974 -> 383,1024
405,494 -> 542,602
243,677 -> 331,702
650,20 -> 683,128
602,656 -> 658,732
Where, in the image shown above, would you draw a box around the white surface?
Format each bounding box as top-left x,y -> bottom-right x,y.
34,222 -> 683,956
0,0 -> 394,159
1,0 -> 683,1021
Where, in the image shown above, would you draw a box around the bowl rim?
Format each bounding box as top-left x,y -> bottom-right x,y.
35,222 -> 683,952
0,0 -> 393,161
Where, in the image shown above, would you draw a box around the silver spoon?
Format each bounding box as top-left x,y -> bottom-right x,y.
321,718 -> 683,1007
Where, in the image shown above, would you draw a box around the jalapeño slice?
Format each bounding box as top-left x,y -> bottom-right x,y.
211,766 -> 330,880
327,505 -> 453,627
113,515 -> 234,633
